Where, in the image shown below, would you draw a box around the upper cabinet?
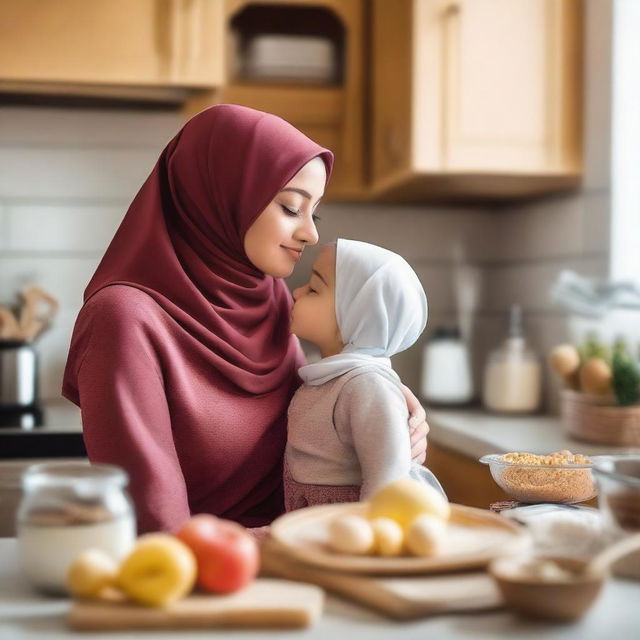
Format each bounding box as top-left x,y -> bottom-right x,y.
186,0 -> 366,200
0,0 -> 584,202
0,0 -> 224,99
371,0 -> 583,201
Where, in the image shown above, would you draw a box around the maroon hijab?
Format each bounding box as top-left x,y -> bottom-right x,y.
76,104 -> 333,394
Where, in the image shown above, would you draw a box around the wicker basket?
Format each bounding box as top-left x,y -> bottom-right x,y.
561,389 -> 640,446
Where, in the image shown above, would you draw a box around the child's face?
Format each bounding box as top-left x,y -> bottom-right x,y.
291,244 -> 344,357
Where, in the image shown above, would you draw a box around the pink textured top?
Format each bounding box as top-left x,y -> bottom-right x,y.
64,285 -> 306,533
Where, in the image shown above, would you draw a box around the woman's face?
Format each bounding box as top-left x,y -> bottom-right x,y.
244,157 -> 326,278
290,244 -> 344,358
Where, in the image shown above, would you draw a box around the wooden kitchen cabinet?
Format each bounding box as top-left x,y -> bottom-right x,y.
0,0 -> 224,98
186,0 -> 366,200
426,442 -> 510,508
371,0 -> 583,201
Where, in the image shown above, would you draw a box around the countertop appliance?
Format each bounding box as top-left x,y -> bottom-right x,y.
0,340 -> 43,428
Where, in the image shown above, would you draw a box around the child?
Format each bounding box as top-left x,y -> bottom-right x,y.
284,239 -> 445,511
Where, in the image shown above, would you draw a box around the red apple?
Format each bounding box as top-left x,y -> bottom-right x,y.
175,514 -> 260,594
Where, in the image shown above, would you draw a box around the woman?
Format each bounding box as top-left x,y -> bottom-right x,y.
62,104 -> 429,534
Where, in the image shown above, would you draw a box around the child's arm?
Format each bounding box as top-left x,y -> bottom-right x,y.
334,372 -> 413,500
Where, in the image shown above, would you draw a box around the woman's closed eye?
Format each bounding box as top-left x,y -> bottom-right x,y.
281,204 -> 321,223
281,204 -> 298,217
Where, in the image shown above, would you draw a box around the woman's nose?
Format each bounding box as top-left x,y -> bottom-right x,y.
292,286 -> 303,300
295,215 -> 319,246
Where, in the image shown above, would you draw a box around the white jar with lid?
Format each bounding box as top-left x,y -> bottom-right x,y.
421,326 -> 474,405
483,306 -> 541,413
16,462 -> 136,594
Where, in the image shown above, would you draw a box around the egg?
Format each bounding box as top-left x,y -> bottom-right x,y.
370,517 -> 404,556
328,514 -> 374,555
405,514 -> 446,557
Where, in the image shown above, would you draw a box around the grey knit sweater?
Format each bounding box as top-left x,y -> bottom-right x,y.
285,366 -> 444,500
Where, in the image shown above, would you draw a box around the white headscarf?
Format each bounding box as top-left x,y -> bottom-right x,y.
298,239 -> 428,386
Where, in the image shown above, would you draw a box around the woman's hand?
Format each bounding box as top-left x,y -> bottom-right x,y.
400,384 -> 430,465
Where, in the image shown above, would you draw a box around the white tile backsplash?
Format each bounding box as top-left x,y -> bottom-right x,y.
583,190 -> 612,254
36,309 -> 79,400
496,195 -> 584,261
0,107 -> 183,147
483,255 -> 609,313
318,203 -> 498,263
5,203 -> 124,252
0,202 -> 7,250
0,256 -> 101,308
0,147 -> 163,200
583,0 -> 613,191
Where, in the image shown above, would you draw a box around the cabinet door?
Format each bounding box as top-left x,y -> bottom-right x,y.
372,0 -> 581,199
417,0 -> 581,173
0,0 -> 223,87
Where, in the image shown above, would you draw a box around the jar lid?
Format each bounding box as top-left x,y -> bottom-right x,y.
21,461 -> 128,492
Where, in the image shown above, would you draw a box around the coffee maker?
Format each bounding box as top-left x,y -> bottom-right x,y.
0,340 -> 43,428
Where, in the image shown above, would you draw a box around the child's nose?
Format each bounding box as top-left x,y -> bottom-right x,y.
292,286 -> 303,300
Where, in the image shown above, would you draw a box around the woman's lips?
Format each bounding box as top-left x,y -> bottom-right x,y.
282,246 -> 303,261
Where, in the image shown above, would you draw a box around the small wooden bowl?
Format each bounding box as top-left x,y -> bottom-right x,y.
489,555 -> 604,621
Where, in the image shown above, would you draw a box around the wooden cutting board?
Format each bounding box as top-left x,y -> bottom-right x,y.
68,578 -> 324,631
261,539 -> 503,620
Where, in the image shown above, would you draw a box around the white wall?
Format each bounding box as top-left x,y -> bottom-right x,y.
0,107 -> 184,401
610,0 -> 640,281
0,106 -> 497,401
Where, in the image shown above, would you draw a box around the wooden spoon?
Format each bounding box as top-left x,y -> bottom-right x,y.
17,286 -> 59,342
489,533 -> 640,621
0,306 -> 21,340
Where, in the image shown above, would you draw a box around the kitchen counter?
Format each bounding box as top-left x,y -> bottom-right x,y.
0,401 -> 84,459
428,408 -> 640,459
3,402 -> 639,463
1,538 -> 639,638
424,409 -> 640,508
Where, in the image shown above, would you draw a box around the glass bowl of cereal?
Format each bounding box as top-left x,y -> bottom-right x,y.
480,451 -> 598,504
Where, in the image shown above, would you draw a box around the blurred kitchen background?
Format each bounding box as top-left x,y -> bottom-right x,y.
0,0 -> 638,424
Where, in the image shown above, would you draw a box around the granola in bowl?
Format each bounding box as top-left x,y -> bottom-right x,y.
480,450 -> 597,504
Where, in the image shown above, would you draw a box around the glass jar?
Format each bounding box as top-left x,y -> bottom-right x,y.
593,455 -> 640,579
16,462 -> 136,594
482,306 -> 541,414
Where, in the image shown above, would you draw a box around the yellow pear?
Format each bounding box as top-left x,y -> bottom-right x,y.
117,534 -> 196,607
368,478 -> 450,529
66,548 -> 118,599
